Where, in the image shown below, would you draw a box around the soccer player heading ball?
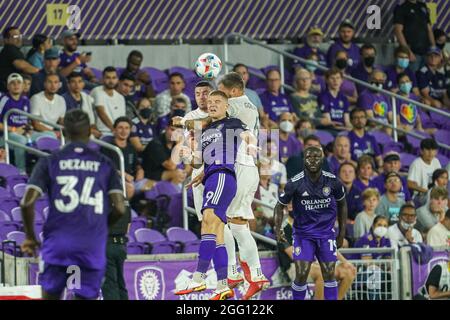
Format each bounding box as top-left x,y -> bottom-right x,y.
274,145 -> 348,300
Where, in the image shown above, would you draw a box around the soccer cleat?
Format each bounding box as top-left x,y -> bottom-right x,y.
227,274 -> 245,289
209,287 -> 234,300
240,260 -> 252,283
242,276 -> 271,300
175,279 -> 207,295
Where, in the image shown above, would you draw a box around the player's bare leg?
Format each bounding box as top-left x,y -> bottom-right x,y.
319,261 -> 338,300
335,262 -> 356,300
293,260 -> 312,300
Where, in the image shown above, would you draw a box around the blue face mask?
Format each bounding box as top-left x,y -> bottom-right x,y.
397,58 -> 410,69
399,82 -> 412,94
306,60 -> 318,72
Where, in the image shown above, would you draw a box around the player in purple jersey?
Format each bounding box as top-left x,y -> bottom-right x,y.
274,146 -> 348,300
20,109 -> 126,300
176,90 -> 255,300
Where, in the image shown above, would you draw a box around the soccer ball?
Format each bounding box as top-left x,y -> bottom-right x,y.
194,53 -> 222,80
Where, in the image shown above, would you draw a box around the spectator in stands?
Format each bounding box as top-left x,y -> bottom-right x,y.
416,186 -> 448,234
0,73 -> 31,172
385,46 -> 419,95
290,68 -> 322,124
129,98 -> 155,153
26,34 -> 52,69
416,47 -> 447,108
426,208 -> 450,247
333,50 -> 358,105
260,139 -> 287,190
91,67 -> 126,136
354,216 -> 391,259
276,112 -> 301,164
0,26 -> 39,92
351,44 -> 380,94
357,69 -> 392,127
154,72 -> 191,117
62,72 -> 100,138
285,134 -> 330,178
259,69 -> 294,125
294,117 -> 316,145
354,188 -> 380,239
58,30 -> 98,87
327,135 -> 356,175
156,96 -> 188,135
0,146 -> 5,163
123,50 -> 156,101
388,203 -> 423,248
141,122 -> 187,184
354,155 -> 377,192
30,72 -> 66,137
30,48 -> 68,97
348,108 -> 383,169
305,52 -> 326,94
426,169 -> 450,206
375,172 -> 406,225
326,19 -> 360,70
408,138 -> 441,203
232,63 -> 263,110
338,162 -> 363,221
372,153 -> 411,202
116,72 -> 137,119
101,117 -> 146,199
292,26 -> 326,72
434,28 -> 449,70
318,68 -> 351,132
395,72 -> 425,133
394,0 -> 435,72
22,74 -> 31,97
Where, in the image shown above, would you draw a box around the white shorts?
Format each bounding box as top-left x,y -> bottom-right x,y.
226,163 -> 259,220
192,167 -> 204,221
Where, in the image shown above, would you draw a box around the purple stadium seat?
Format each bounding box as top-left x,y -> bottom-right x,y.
131,209 -> 138,219
407,131 -> 430,152
5,174 -> 28,190
369,130 -> 393,147
127,242 -> 147,255
430,111 -> 450,130
0,187 -> 10,199
0,198 -> 20,216
145,181 -> 180,200
166,227 -> 201,253
399,153 -> 417,171
167,192 -> 183,228
13,183 -> 26,198
36,136 -> 60,152
0,224 -> 19,241
39,232 -> 44,243
246,66 -> 266,91
134,228 -> 176,254
315,130 -> 335,146
436,153 -> 449,167
383,141 -> 404,154
140,67 -> 169,94
34,221 -> 44,236
10,207 -> 22,222
42,207 -> 49,220
0,163 -> 20,177
0,210 -> 11,222
90,67 -> 103,82
87,141 -> 101,152
434,129 -> 450,143
7,231 -> 26,245
128,219 -> 148,242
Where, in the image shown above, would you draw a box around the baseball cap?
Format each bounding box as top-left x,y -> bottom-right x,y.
383,153 -> 400,163
339,19 -> 355,30
308,26 -> 324,37
7,73 -> 23,84
60,29 -> 80,39
44,47 -> 60,60
384,171 -> 401,183
427,46 -> 441,56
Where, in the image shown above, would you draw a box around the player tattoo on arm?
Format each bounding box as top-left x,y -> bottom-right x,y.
336,199 -> 348,248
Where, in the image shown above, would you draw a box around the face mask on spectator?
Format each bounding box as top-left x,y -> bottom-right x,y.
172,109 -> 186,117
370,82 -> 383,92
335,58 -> 348,70
306,60 -> 318,72
363,56 -> 375,67
399,82 -> 412,95
397,58 -> 410,69
400,220 -> 415,230
373,226 -> 388,238
140,108 -> 152,119
280,120 -> 294,133
436,43 -> 445,50
298,128 -> 314,138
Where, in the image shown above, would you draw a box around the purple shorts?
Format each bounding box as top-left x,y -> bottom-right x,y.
292,234 -> 337,263
202,171 -> 237,223
39,263 -> 105,299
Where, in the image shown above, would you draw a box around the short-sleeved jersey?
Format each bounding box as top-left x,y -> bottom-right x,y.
130,117 -> 155,146
201,117 -> 247,180
0,93 -> 30,128
259,90 -> 294,122
416,65 -> 448,101
279,170 -> 346,239
357,90 -> 391,124
318,90 -> 349,125
27,142 -> 123,270
348,130 -> 381,161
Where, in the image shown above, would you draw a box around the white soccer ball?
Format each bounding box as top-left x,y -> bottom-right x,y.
194,53 -> 222,80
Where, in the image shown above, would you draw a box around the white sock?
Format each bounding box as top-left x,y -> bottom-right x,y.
229,222 -> 261,279
224,224 -> 239,276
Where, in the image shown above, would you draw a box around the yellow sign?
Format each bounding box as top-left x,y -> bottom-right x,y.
426,2 -> 437,25
46,4 -> 70,26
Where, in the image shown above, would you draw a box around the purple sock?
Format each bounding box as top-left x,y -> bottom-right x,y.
324,280 -> 338,300
291,281 -> 307,300
196,234 -> 217,273
212,244 -> 228,281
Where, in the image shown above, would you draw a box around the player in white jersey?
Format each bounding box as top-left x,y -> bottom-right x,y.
217,72 -> 270,299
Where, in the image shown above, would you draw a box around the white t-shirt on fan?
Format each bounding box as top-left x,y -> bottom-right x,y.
90,86 -> 126,134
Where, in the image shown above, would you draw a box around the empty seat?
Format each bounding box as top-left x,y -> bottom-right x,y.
166,227 -> 201,253
315,130 -> 335,146
35,136 -> 60,152
0,163 -> 20,177
134,228 -> 176,254
13,183 -> 27,198
126,242 -> 147,255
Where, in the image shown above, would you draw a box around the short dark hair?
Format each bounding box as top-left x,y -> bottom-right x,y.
127,50 -> 143,60
420,138 -> 439,150
21,74 -> 32,82
350,107 -> 366,119
232,63 -> 248,72
396,72 -> 410,84
64,109 -> 90,139
360,43 -> 376,55
218,72 -> 244,91
113,116 -> 132,128
67,72 -> 83,81
338,161 -> 356,174
324,67 -> 342,79
195,81 -> 214,89
399,202 -> 416,215
429,169 -> 448,189
209,90 -> 228,101
2,26 -> 18,39
372,215 -> 388,227
44,72 -> 59,81
395,45 -> 410,57
103,66 -> 117,76
119,72 -> 136,82
303,134 -> 321,146
169,72 -> 185,81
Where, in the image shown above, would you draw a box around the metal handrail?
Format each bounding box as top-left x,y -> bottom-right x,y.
3,108 -> 65,165
223,32 -> 450,118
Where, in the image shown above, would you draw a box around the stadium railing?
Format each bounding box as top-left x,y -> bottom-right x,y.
223,33 -> 450,146
3,108 -> 127,196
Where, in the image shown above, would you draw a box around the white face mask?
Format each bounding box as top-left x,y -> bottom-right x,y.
400,220 -> 416,230
280,120 -> 294,133
373,226 -> 388,238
